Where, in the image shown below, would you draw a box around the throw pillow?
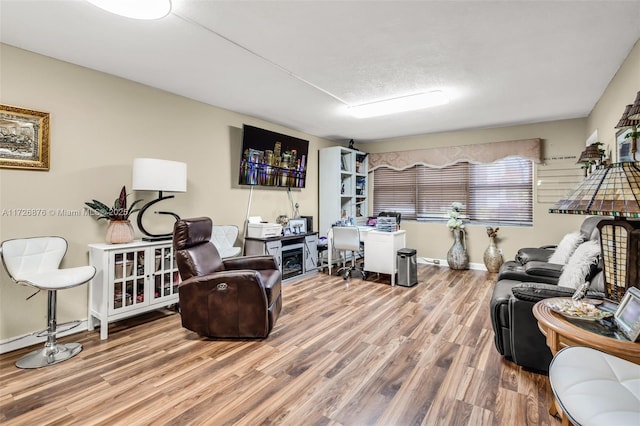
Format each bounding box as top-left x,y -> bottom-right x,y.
547,231 -> 585,264
557,240 -> 601,289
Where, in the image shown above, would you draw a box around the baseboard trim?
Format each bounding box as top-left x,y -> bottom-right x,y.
0,320 -> 88,355
417,257 -> 487,271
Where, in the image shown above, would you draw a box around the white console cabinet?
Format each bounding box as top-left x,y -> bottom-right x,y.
88,240 -> 180,339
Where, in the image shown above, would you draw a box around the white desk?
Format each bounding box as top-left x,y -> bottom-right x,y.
364,230 -> 406,286
326,227 -> 406,285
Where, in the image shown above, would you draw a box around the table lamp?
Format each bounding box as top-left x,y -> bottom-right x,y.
549,162 -> 640,303
132,158 -> 187,241
576,143 -> 604,176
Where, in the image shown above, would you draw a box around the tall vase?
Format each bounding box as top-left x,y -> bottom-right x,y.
106,220 -> 135,244
447,228 -> 469,270
483,236 -> 504,272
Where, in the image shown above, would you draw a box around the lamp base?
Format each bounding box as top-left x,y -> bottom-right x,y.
142,235 -> 173,242
137,192 -> 179,242
597,218 -> 640,303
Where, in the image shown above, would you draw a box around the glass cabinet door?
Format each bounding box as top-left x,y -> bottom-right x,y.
152,246 -> 180,301
111,250 -> 146,313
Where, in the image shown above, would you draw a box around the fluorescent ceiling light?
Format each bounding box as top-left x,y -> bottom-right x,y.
86,0 -> 172,20
347,90 -> 449,119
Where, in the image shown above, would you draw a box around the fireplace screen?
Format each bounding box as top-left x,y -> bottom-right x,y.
282,243 -> 304,280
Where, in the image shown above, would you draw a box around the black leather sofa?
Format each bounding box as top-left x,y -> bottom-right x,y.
490,271 -> 604,373
489,217 -> 606,373
497,216 -> 603,284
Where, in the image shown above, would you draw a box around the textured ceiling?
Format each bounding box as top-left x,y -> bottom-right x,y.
1,0 -> 639,142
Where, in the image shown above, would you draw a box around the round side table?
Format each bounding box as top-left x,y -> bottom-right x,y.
533,298 -> 640,424
533,298 -> 640,364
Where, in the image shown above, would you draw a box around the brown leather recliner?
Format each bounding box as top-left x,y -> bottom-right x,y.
173,217 -> 282,338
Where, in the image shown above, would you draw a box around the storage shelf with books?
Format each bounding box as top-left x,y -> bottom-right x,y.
319,146 -> 369,237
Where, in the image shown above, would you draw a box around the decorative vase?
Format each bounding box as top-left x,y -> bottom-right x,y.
447,228 -> 469,270
106,220 -> 134,244
483,236 -> 504,272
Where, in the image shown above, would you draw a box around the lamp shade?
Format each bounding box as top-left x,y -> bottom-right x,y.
627,91 -> 640,121
549,162 -> 640,217
576,145 -> 602,163
550,162 -> 640,303
615,105 -> 637,129
132,158 -> 187,192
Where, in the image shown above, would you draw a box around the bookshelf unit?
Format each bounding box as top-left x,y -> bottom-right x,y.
319,146 -> 369,238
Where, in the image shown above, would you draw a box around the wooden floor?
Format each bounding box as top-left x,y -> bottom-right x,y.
0,265 -> 559,426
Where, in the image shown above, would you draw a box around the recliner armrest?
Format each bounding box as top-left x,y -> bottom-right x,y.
223,255 -> 278,271
524,261 -> 563,278
515,247 -> 554,264
511,282 -> 605,303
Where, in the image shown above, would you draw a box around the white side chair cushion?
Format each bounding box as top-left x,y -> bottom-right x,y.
1,237 -> 67,275
211,225 -> 241,258
332,227 -> 361,252
549,346 -> 640,426
15,266 -> 96,290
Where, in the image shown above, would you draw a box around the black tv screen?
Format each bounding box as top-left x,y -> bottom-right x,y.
239,124 -> 309,188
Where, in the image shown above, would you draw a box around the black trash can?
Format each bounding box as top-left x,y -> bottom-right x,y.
397,248 -> 417,287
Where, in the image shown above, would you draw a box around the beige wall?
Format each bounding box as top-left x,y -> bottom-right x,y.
363,119 -> 588,265
587,39 -> 640,160
0,44 -> 334,340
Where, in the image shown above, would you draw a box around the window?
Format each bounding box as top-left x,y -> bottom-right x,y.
373,157 -> 533,226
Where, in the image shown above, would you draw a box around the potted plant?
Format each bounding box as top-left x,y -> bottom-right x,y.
85,186 -> 142,244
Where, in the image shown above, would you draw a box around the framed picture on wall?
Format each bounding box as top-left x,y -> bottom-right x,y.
617,127 -> 637,162
0,104 -> 50,171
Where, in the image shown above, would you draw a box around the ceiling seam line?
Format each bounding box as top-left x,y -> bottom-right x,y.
172,11 -> 349,105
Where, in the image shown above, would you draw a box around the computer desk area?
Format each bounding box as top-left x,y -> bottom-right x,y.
326,226 -> 406,286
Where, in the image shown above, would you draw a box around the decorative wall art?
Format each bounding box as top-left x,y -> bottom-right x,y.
0,104 -> 50,171
617,127 -> 636,162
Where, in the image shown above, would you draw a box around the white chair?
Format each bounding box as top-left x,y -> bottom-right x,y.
549,346 -> 640,426
332,226 -> 366,280
0,237 -> 96,368
211,225 -> 242,258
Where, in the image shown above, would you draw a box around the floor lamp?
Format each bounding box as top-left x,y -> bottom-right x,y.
549,162 -> 640,303
132,158 -> 187,241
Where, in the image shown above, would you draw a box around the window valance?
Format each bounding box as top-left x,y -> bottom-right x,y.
368,138 -> 542,171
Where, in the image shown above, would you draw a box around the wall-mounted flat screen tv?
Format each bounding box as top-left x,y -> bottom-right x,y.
239,124 -> 309,188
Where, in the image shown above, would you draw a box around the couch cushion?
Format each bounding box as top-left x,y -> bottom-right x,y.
524,261 -> 564,278
498,261 -> 561,284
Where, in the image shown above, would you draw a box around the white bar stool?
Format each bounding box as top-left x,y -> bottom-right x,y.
1,236 -> 96,368
549,346 -> 640,426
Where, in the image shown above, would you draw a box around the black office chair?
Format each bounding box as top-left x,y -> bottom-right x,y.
332,227 -> 366,280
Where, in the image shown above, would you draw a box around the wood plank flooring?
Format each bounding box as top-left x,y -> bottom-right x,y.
0,265 -> 559,425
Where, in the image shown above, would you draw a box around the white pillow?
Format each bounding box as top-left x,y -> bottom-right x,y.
548,231 -> 585,265
557,240 -> 601,289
